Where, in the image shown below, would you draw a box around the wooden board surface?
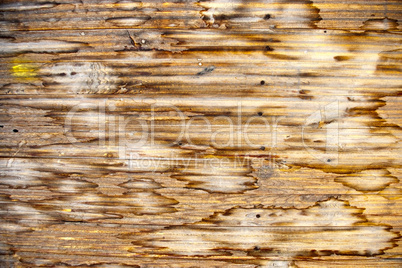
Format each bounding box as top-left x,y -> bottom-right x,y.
0,0 -> 401,267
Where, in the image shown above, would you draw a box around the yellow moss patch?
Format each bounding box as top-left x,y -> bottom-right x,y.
11,58 -> 37,80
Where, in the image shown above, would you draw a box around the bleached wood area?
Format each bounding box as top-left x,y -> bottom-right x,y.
0,0 -> 401,267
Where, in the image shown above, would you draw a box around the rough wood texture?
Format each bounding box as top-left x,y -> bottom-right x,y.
0,0 -> 401,267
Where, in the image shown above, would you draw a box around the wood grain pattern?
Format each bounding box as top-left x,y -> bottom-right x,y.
0,0 -> 401,267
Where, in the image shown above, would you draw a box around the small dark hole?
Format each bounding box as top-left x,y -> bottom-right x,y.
263,14 -> 271,20
258,112 -> 263,116
0,125 -> 3,128
327,159 -> 331,162
265,46 -> 274,51
13,129 -> 18,133
254,246 -> 260,251
71,72 -> 77,75
260,80 -> 265,85
324,30 -> 327,33
59,73 -> 66,76
260,146 -> 265,150
178,142 -> 183,146
256,214 -> 261,218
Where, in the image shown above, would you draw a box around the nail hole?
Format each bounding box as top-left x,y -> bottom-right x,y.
324,30 -> 327,33
71,72 -> 77,75
258,112 -> 263,116
13,129 -> 18,133
263,14 -> 271,20
260,146 -> 265,150
265,46 -> 274,51
178,142 -> 183,146
254,246 -> 260,251
327,159 -> 331,162
256,214 -> 261,218
260,80 -> 265,85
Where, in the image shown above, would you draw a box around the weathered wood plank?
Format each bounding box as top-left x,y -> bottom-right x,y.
1,224 -> 401,267
0,0 -> 401,31
0,0 -> 401,267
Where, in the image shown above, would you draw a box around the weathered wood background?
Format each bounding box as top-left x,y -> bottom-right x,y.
0,0 -> 401,267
